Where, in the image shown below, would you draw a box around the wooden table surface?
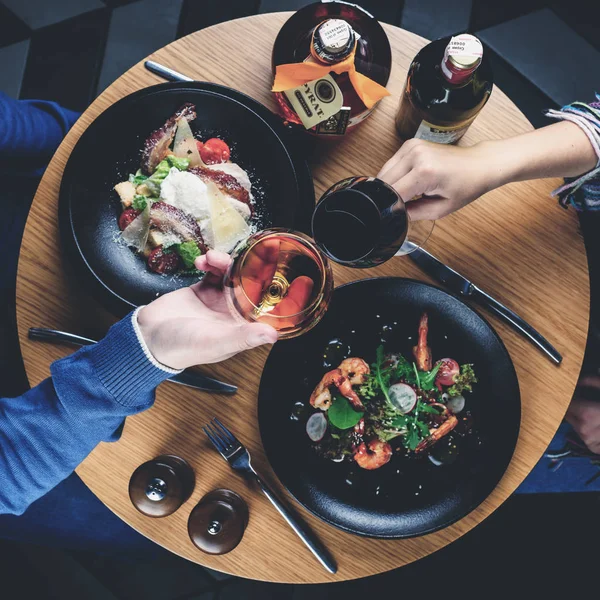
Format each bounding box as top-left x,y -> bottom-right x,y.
16,13 -> 590,584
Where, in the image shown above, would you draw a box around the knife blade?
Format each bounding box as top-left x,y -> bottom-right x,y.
28,328 -> 238,394
408,247 -> 562,364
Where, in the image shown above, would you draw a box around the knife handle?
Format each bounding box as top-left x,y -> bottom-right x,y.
470,286 -> 562,364
145,61 -> 193,83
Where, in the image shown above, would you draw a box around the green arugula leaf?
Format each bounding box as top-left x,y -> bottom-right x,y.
418,403 -> 443,415
412,363 -> 421,388
327,395 -> 364,430
374,345 -> 392,405
418,363 -> 441,391
405,424 -> 421,451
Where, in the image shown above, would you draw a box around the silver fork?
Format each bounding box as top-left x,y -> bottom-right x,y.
203,417 -> 337,574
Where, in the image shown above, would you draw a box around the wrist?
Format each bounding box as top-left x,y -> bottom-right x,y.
474,140 -> 519,191
134,306 -> 182,373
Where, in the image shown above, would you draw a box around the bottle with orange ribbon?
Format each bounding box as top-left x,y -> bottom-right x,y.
271,1 -> 392,137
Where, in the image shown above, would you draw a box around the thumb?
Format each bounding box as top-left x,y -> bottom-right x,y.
240,323 -> 279,351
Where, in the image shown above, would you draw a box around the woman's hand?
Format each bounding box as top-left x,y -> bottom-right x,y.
377,122 -> 599,221
136,250 -> 278,370
377,139 -> 498,221
566,375 -> 600,455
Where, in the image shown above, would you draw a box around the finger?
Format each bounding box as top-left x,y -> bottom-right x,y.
389,168 -> 434,204
377,152 -> 413,185
195,250 -> 232,276
406,196 -> 454,221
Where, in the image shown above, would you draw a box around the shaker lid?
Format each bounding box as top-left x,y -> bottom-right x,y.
129,455 -> 194,518
188,489 -> 249,555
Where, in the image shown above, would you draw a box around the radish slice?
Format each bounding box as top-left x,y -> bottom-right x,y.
447,395 -> 465,414
306,413 -> 327,442
388,383 -> 417,414
173,118 -> 204,167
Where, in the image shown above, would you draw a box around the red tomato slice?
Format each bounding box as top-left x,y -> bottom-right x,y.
118,208 -> 140,231
147,246 -> 180,274
435,358 -> 460,387
196,140 -> 204,153
199,138 -> 230,164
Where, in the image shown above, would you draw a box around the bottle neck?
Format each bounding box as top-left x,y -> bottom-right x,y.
310,19 -> 355,65
440,55 -> 479,84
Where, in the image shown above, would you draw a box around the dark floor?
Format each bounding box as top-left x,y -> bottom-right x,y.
1,0 -> 600,598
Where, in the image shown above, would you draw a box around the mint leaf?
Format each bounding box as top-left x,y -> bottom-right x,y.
327,395 -> 364,430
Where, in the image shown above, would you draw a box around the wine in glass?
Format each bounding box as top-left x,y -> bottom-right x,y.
223,229 -> 333,339
311,176 -> 434,267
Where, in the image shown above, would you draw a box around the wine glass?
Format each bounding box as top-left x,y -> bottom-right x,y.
311,176 -> 435,267
223,229 -> 333,339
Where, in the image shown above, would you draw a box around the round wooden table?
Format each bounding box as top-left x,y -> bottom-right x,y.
16,13 -> 590,584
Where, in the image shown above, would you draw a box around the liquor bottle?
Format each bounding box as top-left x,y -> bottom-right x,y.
395,34 -> 493,144
271,1 -> 392,136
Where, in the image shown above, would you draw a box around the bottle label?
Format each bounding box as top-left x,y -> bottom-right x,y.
283,74 -> 344,129
414,119 -> 473,144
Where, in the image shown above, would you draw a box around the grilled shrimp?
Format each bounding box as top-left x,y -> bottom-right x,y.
337,358 -> 369,410
310,358 -> 369,411
310,369 -> 344,411
413,312 -> 433,371
354,439 -> 393,470
415,405 -> 458,453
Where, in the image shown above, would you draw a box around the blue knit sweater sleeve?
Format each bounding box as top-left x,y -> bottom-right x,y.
0,313 -> 175,515
0,91 -> 80,176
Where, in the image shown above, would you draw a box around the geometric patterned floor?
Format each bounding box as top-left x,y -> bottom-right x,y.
1,0 -> 599,129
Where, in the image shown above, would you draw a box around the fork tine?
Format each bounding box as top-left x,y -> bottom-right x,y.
203,425 -> 227,455
213,417 -> 238,445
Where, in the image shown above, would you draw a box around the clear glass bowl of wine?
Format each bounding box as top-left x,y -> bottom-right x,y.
223,229 -> 333,340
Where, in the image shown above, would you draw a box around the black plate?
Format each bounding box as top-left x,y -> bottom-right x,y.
59,82 -> 314,316
259,278 -> 520,538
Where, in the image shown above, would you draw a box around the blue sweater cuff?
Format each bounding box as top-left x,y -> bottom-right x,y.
51,312 -> 177,414
89,311 -> 177,408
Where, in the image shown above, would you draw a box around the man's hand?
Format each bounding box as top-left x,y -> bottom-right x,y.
566,375 -> 600,455
136,250 -> 278,370
377,139 -> 498,221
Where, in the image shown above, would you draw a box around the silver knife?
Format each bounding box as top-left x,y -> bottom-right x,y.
408,247 -> 562,364
145,60 -> 192,83
28,328 -> 238,393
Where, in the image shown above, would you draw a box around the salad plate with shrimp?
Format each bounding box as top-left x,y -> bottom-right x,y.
259,278 -> 520,538
59,82 -> 313,315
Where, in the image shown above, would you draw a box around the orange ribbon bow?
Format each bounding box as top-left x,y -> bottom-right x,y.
272,43 -> 390,110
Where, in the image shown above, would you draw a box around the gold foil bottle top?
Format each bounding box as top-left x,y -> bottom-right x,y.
312,19 -> 355,64
444,34 -> 483,70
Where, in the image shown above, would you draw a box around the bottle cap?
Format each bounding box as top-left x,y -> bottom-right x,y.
441,34 -> 483,83
129,455 -> 195,518
188,489 -> 249,555
312,19 -> 355,64
444,34 -> 483,69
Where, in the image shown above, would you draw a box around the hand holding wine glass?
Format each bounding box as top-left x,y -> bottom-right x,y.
137,250 -> 278,370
